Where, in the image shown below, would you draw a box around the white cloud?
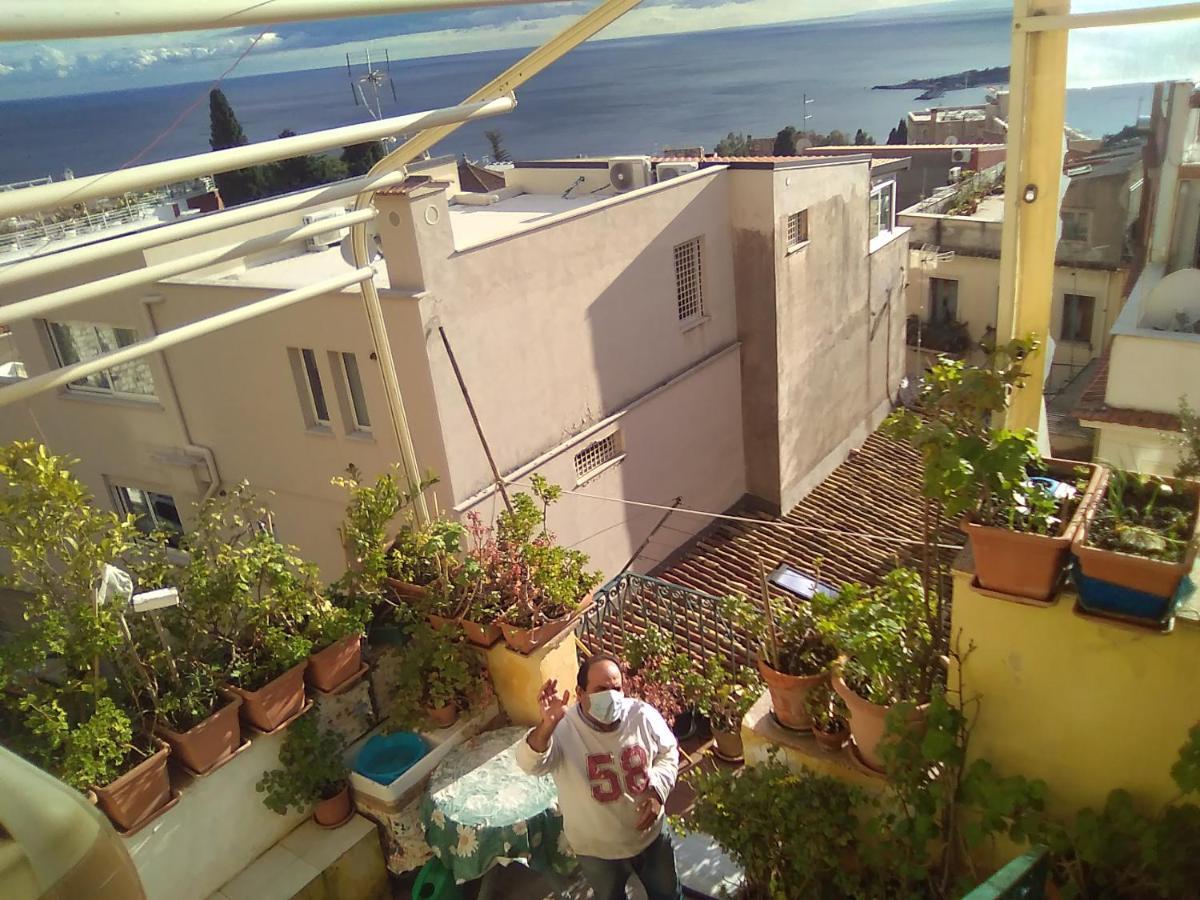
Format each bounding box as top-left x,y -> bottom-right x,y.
0,63 -> 14,77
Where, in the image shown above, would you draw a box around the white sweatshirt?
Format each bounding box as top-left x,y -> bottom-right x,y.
515,699 -> 679,860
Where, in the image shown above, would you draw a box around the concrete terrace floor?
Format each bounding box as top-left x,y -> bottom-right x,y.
390,729 -> 742,900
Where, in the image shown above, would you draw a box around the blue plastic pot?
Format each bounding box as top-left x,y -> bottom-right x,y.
354,732 -> 428,786
1072,561 -> 1179,624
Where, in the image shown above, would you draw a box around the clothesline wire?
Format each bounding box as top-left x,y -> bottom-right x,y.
501,480 -> 964,551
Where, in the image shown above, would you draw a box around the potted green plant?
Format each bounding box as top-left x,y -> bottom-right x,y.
623,626 -> 703,736
257,711 -> 354,828
304,591 -> 370,693
177,484 -> 318,732
695,656 -> 761,761
1072,469 -> 1200,621
0,442 -> 173,831
387,623 -> 492,730
744,570 -> 837,732
814,568 -> 936,772
886,339 -> 1104,602
484,477 -> 601,654
333,464 -> 433,646
804,682 -> 849,753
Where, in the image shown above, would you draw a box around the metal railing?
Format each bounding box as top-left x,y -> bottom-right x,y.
577,573 -> 749,667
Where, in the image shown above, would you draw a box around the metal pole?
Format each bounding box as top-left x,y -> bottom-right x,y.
1,209 -> 376,324
1,0 -> 584,40
438,327 -> 514,515
997,0 -> 1071,435
0,267 -> 374,408
0,170 -> 409,290
0,97 -> 515,220
1018,2 -> 1200,31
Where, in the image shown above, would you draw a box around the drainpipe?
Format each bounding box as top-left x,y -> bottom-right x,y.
141,295 -> 221,502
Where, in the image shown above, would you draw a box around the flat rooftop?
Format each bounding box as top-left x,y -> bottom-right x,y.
447,193 -> 601,248
170,242 -> 392,292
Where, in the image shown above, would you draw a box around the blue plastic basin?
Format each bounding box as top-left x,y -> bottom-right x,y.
354,732 -> 428,786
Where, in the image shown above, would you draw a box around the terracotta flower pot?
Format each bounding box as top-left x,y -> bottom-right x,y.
712,727 -> 744,761
386,578 -> 428,601
1074,471 -> 1200,601
92,741 -> 172,832
500,594 -> 594,655
155,696 -> 242,775
427,703 -> 459,729
964,460 -> 1104,602
832,672 -> 926,773
813,722 -> 849,753
307,634 -> 364,693
313,783 -> 353,827
459,617 -> 503,648
225,661 -> 308,732
756,656 -> 828,730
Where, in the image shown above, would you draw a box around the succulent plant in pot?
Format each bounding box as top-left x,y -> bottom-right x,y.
257,711 -> 353,827
304,590 -> 371,694
479,476 -> 601,654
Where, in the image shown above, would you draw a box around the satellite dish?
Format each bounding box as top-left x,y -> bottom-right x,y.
1142,268 -> 1200,331
340,217 -> 384,267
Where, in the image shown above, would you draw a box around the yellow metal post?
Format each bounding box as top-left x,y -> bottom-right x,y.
997,0 -> 1071,434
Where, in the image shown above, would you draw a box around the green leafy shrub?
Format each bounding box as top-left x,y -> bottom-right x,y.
257,712 -> 347,814
0,442 -> 149,789
682,755 -> 868,899
385,622 -> 491,727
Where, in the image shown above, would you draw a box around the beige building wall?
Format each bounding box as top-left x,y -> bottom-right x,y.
1090,422 -> 1183,476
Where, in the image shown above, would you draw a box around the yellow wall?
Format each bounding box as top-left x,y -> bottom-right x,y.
952,562 -> 1200,816
905,252 -> 1124,391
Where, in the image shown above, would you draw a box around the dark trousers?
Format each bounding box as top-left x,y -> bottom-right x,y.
576,831 -> 682,900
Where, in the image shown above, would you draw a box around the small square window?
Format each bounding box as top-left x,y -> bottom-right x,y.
339,351 -> 370,431
769,564 -> 836,601
574,434 -> 620,480
673,237 -> 704,322
1061,210 -> 1091,244
786,210 -> 808,248
870,181 -> 896,241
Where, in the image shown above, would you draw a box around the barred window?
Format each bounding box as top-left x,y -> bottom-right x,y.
786,210 -> 808,248
673,237 -> 704,322
574,434 -> 619,480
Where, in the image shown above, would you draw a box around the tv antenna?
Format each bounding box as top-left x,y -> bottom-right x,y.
345,49 -> 398,123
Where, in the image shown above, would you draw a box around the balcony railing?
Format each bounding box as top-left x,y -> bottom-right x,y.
577,573 -> 748,667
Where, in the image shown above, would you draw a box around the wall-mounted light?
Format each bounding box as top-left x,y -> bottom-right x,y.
1023,184 -> 1038,203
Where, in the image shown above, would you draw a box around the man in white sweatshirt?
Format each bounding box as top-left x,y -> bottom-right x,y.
515,653 -> 681,900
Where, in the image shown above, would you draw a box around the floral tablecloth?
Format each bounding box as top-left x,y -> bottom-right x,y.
420,726 -> 573,883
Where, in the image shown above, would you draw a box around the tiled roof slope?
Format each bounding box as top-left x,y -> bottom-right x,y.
653,426 -> 964,600
1073,349 -> 1182,432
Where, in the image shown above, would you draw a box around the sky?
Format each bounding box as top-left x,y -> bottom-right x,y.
0,0 -> 1197,101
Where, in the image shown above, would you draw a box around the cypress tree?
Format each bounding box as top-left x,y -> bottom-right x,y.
341,140 -> 388,177
208,89 -> 262,206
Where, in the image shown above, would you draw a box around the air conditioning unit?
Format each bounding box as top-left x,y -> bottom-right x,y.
950,147 -> 972,164
609,157 -> 652,193
656,161 -> 699,182
302,208 -> 350,253
948,166 -> 963,182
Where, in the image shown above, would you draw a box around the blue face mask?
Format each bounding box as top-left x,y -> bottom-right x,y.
588,688 -> 625,724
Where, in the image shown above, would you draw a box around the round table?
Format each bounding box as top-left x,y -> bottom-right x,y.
420,726 -> 574,886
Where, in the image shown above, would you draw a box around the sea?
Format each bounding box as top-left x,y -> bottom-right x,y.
0,9 -> 1156,185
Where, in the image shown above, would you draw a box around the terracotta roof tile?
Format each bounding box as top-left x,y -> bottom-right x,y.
653,427 -> 964,600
